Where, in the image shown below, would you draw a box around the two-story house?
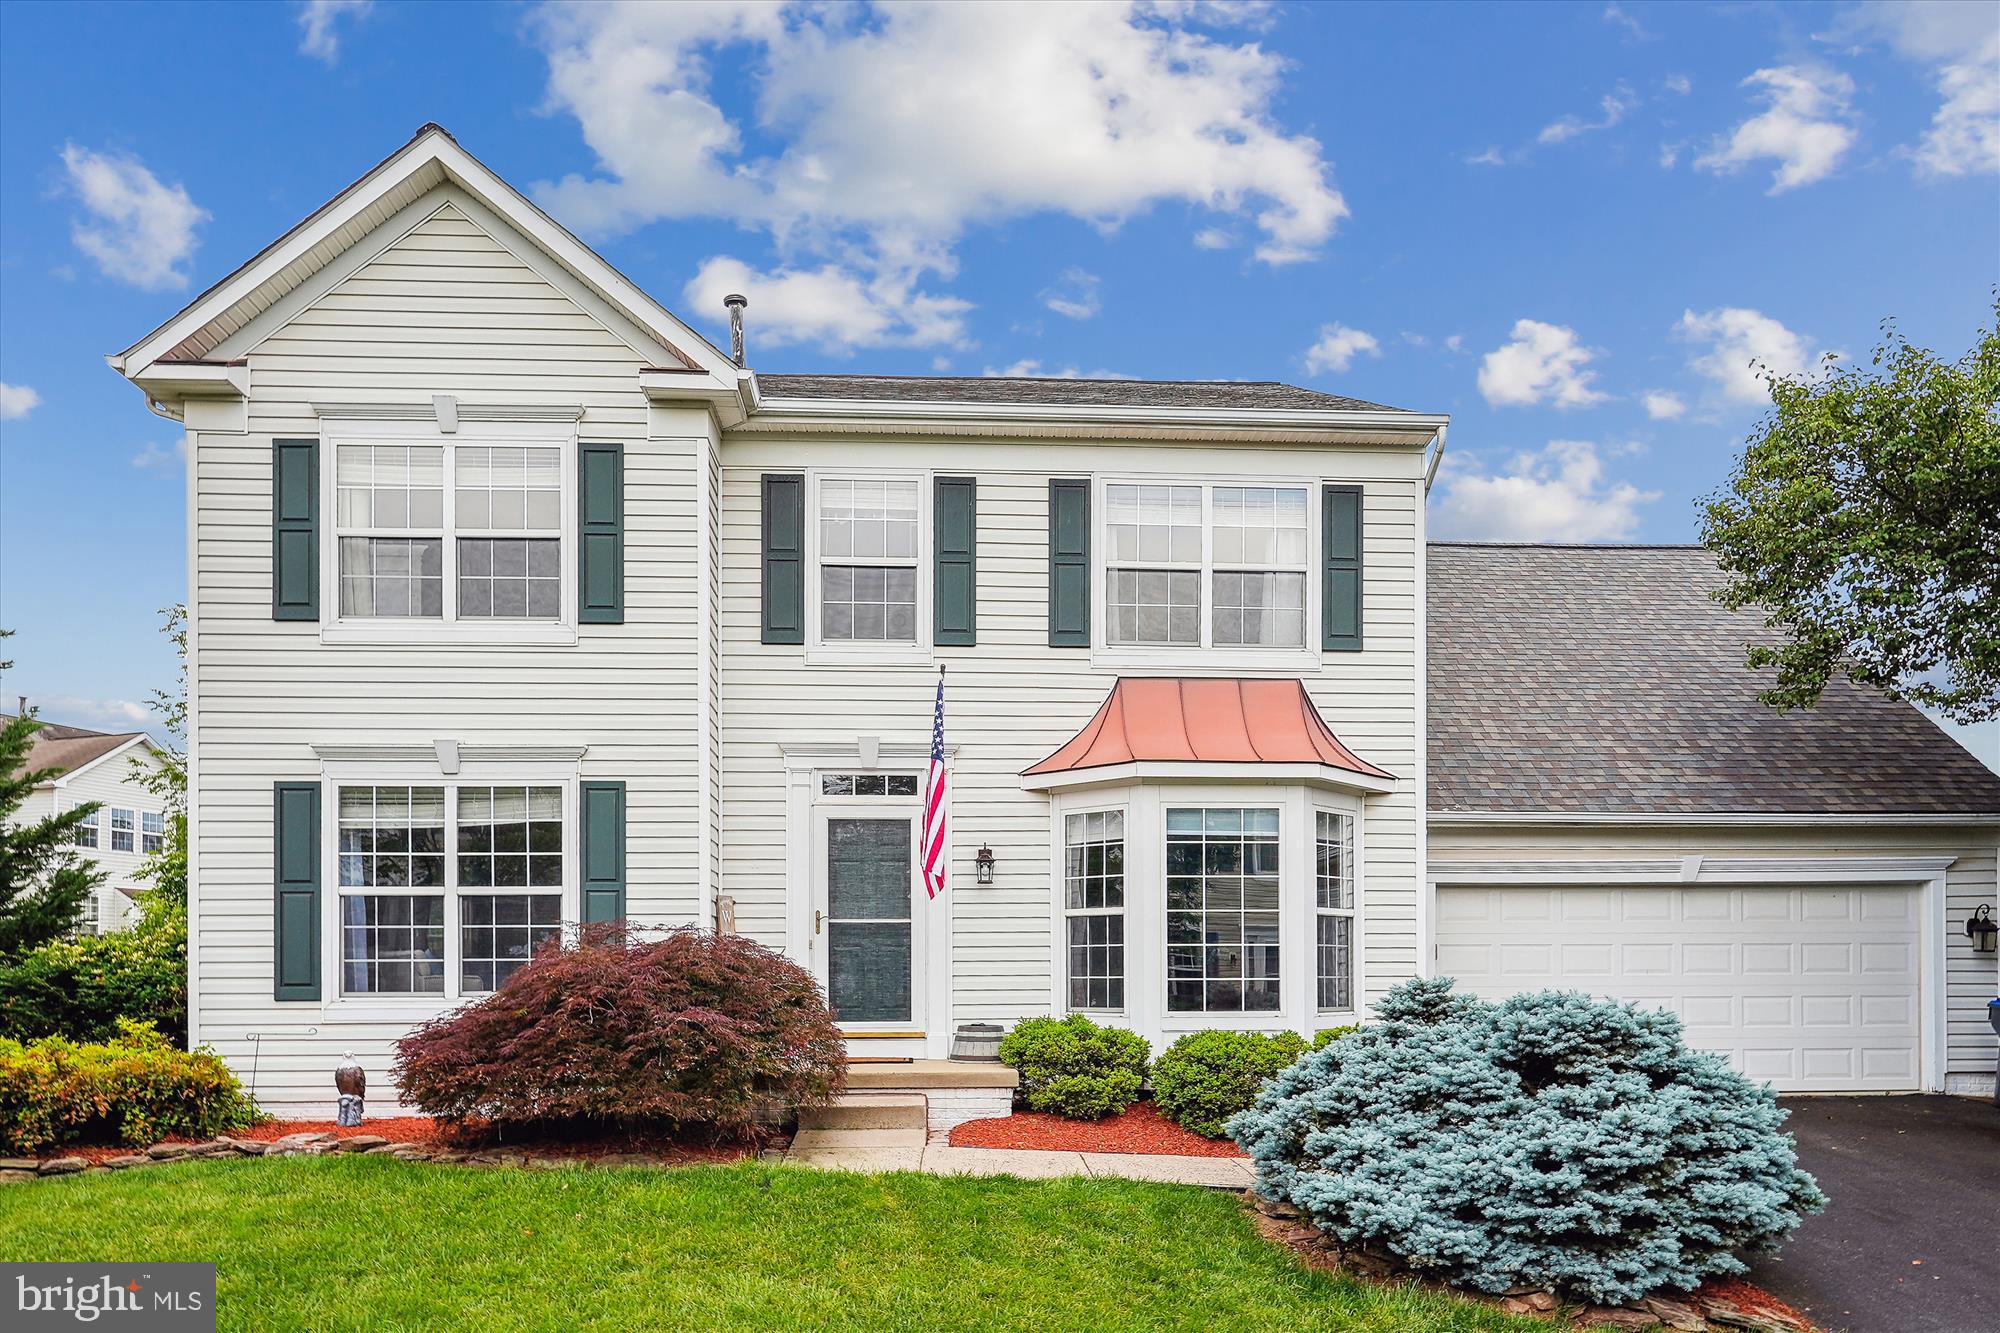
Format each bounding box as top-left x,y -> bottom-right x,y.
110,127 -> 2000,1120
6,711 -> 171,934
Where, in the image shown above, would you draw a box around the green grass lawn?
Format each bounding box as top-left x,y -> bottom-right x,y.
1,1156 -> 1541,1332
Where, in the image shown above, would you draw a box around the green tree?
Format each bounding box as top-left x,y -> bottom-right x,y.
0,656 -> 105,954
1701,303 -> 2000,723
133,605 -> 187,914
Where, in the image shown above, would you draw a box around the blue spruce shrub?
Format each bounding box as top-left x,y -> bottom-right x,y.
1229,977 -> 1825,1305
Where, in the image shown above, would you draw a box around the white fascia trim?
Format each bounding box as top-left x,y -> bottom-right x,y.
1429,810 -> 2000,828
1429,855 -> 1959,886
125,361 -> 249,402
114,128 -> 737,383
311,743 -> 586,782
48,735 -> 163,789
747,395 -> 1449,437
312,401 -> 584,423
1022,760 -> 1396,796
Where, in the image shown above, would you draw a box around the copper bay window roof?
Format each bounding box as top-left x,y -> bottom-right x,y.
1020,678 -> 1394,792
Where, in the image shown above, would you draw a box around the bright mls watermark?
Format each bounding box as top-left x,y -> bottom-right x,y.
6,1265 -> 214,1330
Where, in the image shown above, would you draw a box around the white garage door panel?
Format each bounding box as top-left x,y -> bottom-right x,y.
1436,884 -> 1921,1093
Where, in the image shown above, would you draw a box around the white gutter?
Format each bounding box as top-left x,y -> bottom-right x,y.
747,395 -> 1449,435
1430,809 -> 2000,827
1423,423 -> 1449,491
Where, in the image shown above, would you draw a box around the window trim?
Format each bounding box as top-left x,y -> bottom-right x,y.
1061,801 -> 1129,1016
1090,473 -> 1322,670
316,773 -> 580,1015
318,416 -> 580,647
803,468 -> 935,665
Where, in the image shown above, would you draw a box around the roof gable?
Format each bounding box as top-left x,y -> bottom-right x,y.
111,125 -> 737,386
3,717 -> 159,786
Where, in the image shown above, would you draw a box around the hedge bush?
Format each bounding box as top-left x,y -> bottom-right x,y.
1230,978 -> 1825,1306
0,902 -> 188,1044
0,1019 -> 260,1154
394,926 -> 845,1134
998,1015 -> 1149,1119
1150,1030 -> 1309,1138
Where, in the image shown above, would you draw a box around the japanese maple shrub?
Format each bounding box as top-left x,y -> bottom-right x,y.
1150,1030 -> 1309,1138
998,1015 -> 1149,1119
1230,978 -> 1825,1305
395,927 -> 844,1135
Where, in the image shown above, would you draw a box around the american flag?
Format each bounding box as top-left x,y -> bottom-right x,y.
921,669 -> 949,899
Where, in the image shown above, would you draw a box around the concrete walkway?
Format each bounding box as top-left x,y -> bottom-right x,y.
776,1130 -> 1253,1189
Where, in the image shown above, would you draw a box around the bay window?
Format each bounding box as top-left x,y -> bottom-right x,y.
1103,482 -> 1310,650
337,783 -> 567,998
1064,809 -> 1125,1011
1166,807 -> 1281,1013
1315,810 -> 1355,1012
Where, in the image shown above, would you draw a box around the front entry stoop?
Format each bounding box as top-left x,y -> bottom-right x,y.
841,1060 -> 1019,1134
798,1093 -> 928,1132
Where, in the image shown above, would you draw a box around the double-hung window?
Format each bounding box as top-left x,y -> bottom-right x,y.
140,811 -> 166,855
72,808 -> 99,849
1064,810 -> 1125,1011
108,808 -> 135,853
331,427 -> 568,628
1103,483 -> 1310,650
817,478 -> 921,644
1166,807 -> 1281,1012
337,784 -> 566,998
1315,811 -> 1355,1012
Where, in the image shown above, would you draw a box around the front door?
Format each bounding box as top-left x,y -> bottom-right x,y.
817,814 -> 921,1031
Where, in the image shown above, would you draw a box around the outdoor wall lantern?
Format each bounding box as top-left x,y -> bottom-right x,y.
1967,904 -> 1998,955
974,844 -> 996,885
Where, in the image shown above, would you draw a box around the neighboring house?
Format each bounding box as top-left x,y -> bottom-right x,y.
4,713 -> 170,934
107,125 -> 2000,1118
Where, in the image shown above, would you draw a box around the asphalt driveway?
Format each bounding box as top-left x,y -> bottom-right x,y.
1746,1095 -> 1999,1333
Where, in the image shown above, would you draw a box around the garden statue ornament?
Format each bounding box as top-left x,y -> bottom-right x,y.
335,1051 -> 366,1126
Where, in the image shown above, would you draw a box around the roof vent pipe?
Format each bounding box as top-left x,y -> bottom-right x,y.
724,293 -> 748,367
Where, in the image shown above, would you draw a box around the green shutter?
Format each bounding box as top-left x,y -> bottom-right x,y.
933,476 -> 977,646
761,474 -> 805,644
1048,479 -> 1090,647
580,781 -> 627,923
272,439 -> 319,621
578,441 -> 624,624
273,782 -> 321,1001
1322,484 -> 1364,652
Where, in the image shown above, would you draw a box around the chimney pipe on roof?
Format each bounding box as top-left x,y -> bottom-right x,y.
17,696 -> 26,718
724,293 -> 748,368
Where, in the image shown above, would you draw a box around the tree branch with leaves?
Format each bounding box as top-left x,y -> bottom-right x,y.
1701,300 -> 2000,723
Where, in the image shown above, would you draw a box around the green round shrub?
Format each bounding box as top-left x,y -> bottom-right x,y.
998,1015 -> 1149,1119
1232,978 -> 1826,1306
1151,1030 -> 1309,1138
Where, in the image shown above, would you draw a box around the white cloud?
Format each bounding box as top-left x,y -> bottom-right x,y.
1477,319 -> 1609,409
1444,334 -> 1465,353
981,359 -> 1124,380
1039,268 -> 1101,320
1641,390 -> 1686,420
1302,324 -> 1382,376
59,145 -> 208,290
1539,88 -> 1636,145
22,695 -> 153,731
133,436 -> 190,471
0,383 -> 40,420
1465,146 -> 1509,167
1432,440 -> 1657,542
1602,5 -> 1652,41
298,0 -> 373,65
1675,306 -> 1817,404
530,2 -> 1347,347
1664,73 -> 1692,96
1846,1 -> 2000,176
1400,331 -> 1429,348
1658,141 -> 1683,169
683,254 -> 972,353
1192,227 -> 1234,250
1694,66 -> 1857,192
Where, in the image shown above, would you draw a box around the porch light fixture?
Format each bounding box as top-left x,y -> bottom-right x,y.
974,844 -> 996,885
1967,904 -> 1998,955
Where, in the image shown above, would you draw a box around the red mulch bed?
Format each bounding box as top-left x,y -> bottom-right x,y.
1694,1277 -> 1820,1331
50,1117 -> 765,1167
950,1102 -> 1246,1157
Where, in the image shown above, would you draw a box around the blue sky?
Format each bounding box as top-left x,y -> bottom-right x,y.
1,0 -> 1995,762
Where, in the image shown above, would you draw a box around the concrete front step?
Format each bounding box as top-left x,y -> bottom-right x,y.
846,1060 -> 1017,1091
798,1093 -> 928,1132
789,1126 -> 929,1154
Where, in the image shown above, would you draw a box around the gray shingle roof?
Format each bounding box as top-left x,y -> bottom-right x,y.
757,374 -> 1408,413
2,716 -> 148,783
1426,544 -> 2000,815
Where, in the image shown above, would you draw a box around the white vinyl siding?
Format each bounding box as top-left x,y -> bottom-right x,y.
183,195 -> 709,1113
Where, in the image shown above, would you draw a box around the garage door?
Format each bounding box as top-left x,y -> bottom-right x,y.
1435,884 -> 1921,1092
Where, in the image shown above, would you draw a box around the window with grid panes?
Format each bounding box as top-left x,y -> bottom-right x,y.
1102,483 -> 1310,648
1165,807 -> 1280,1012
1315,810 -> 1355,1011
1064,810 -> 1125,1010
818,478 -> 920,642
